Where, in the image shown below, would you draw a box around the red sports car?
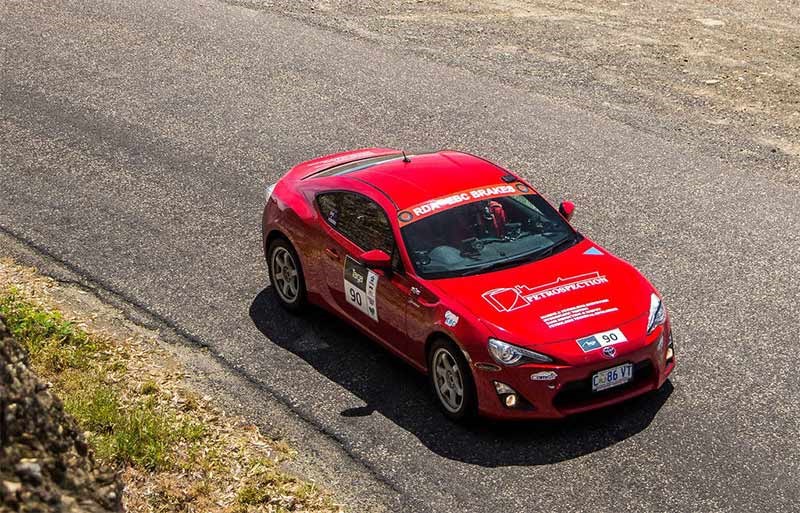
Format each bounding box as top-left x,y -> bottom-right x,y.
261,148 -> 675,421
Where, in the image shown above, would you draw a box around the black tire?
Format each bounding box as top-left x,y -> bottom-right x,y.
428,338 -> 477,422
267,237 -> 307,313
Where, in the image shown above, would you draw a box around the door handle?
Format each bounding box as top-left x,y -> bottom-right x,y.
324,247 -> 339,261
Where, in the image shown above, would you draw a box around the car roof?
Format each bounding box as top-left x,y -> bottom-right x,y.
342,151 -> 514,211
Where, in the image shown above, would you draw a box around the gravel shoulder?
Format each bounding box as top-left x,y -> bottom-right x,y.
235,0 -> 800,186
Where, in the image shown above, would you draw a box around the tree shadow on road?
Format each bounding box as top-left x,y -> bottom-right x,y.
249,288 -> 672,467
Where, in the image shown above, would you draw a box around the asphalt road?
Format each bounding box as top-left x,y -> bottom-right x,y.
2,1 -> 799,512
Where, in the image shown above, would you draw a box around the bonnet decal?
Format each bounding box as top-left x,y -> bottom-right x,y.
482,272 -> 608,313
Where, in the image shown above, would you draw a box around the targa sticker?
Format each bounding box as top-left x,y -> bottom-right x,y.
483,272 -> 609,313
576,328 -> 627,353
444,310 -> 459,327
344,256 -> 379,321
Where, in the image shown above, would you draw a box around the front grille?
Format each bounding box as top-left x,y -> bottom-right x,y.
553,359 -> 654,410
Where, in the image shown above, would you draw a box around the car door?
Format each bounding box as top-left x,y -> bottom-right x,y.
315,191 -> 412,354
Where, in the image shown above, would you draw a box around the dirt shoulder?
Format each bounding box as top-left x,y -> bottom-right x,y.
0,258 -> 342,513
238,0 -> 799,186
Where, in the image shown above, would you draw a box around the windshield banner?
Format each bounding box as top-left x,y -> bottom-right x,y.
397,182 -> 530,226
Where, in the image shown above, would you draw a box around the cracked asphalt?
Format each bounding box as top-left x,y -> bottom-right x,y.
1,1 -> 799,512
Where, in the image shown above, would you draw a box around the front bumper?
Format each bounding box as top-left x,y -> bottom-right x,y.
473,323 -> 675,420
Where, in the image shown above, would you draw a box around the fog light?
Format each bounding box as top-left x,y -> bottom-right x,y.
493,381 -> 522,409
493,381 -> 515,395
666,346 -> 674,361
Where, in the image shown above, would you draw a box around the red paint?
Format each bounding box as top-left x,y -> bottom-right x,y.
262,149 -> 674,419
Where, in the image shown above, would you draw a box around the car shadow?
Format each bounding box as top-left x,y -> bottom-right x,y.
249,287 -> 673,467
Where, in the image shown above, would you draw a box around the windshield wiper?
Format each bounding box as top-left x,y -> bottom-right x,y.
458,235 -> 577,277
533,234 -> 577,259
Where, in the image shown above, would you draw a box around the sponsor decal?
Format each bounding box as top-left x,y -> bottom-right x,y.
483,272 -> 609,313
576,328 -> 627,353
398,183 -> 525,226
530,371 -> 558,381
541,299 -> 619,328
602,346 -> 617,359
583,247 -> 603,256
327,208 -> 338,226
397,210 -> 413,223
343,256 -> 379,321
444,310 -> 459,327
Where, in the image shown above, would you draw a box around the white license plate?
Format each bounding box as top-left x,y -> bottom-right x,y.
592,363 -> 634,392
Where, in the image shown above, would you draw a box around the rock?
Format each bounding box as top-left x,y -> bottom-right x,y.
15,460 -> 43,485
703,79 -> 721,85
0,317 -> 122,512
695,18 -> 725,27
3,480 -> 23,494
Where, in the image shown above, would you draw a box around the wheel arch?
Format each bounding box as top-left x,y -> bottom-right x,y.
264,229 -> 289,259
424,331 -> 472,373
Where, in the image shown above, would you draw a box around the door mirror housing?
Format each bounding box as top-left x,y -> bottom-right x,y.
559,201 -> 575,221
360,249 -> 392,270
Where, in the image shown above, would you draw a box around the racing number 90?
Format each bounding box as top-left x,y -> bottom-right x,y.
349,288 -> 363,306
601,332 -> 619,344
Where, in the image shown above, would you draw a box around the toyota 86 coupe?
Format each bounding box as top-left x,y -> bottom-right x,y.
261,148 -> 675,421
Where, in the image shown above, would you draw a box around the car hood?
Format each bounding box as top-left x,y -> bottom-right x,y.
432,240 -> 653,347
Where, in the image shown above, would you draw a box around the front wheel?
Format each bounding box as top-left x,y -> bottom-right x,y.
267,238 -> 307,313
428,338 -> 477,422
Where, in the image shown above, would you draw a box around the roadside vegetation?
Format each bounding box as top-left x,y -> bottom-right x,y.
0,259 -> 340,513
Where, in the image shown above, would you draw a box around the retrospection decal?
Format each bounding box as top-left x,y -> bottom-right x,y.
540,299 -> 619,328
482,272 -> 609,313
343,256 -> 379,321
576,328 -> 627,353
444,310 -> 459,327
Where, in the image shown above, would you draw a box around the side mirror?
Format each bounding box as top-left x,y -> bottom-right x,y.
559,201 -> 575,221
360,249 -> 392,270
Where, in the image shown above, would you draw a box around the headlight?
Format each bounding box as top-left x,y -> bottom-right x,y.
265,182 -> 277,202
647,293 -> 666,335
488,338 -> 553,366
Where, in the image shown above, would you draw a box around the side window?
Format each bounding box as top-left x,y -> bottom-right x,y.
318,192 -> 394,254
338,193 -> 394,254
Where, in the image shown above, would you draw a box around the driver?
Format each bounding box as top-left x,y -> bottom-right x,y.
471,200 -> 507,238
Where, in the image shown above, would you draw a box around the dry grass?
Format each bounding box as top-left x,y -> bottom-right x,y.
0,258 -> 342,513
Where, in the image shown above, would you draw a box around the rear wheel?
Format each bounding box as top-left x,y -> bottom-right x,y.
428,338 -> 477,421
268,238 -> 307,312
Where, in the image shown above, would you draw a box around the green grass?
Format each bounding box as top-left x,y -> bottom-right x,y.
0,286 -> 204,471
0,286 -> 103,372
139,379 -> 159,395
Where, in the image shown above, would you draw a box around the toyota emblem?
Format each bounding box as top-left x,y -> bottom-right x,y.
602,346 -> 617,359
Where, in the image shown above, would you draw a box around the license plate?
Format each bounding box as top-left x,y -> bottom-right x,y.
592,363 -> 634,392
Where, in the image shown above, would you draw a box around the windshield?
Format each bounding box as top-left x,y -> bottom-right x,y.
401,193 -> 580,278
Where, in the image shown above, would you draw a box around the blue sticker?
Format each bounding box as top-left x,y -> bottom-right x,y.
583,247 -> 603,256
577,335 -> 601,352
